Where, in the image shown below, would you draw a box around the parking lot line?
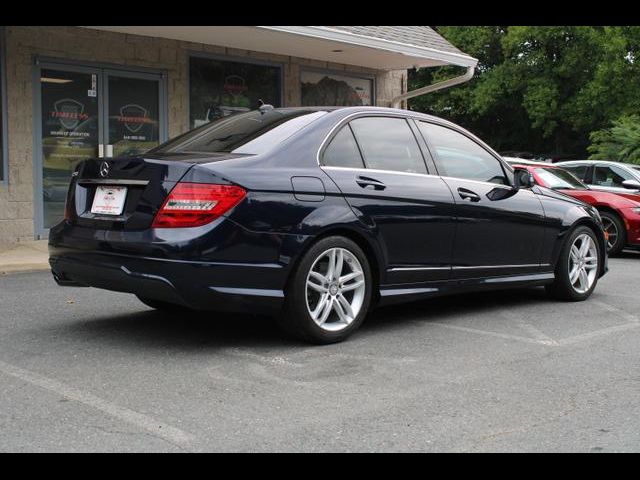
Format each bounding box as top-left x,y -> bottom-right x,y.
428,322 -> 549,345
0,359 -> 195,449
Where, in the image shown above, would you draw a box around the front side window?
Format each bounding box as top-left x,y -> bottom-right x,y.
418,122 -> 507,185
189,56 -> 281,129
322,125 -> 364,168
349,117 -> 427,174
593,165 -> 633,188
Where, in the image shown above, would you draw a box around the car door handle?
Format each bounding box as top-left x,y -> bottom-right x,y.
458,187 -> 481,202
356,175 -> 386,190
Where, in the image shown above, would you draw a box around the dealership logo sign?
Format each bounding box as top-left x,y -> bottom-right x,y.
52,98 -> 87,130
119,104 -> 148,133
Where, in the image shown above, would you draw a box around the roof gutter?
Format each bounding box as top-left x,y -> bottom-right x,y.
391,65 -> 475,109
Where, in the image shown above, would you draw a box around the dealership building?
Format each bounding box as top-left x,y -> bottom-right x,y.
0,26 -> 476,246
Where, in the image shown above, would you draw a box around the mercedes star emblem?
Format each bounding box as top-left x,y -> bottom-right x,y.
99,161 -> 110,178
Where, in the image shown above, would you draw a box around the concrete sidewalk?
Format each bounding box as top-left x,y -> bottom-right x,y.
0,240 -> 50,274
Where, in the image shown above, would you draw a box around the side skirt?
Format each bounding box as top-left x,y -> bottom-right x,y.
378,272 -> 555,306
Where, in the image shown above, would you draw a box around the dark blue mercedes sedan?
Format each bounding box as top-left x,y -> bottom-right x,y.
49,106 -> 608,343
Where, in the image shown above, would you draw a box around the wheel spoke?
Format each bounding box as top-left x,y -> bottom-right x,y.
341,279 -> 364,292
569,266 -> 580,284
578,268 -> 589,291
570,245 -> 580,262
337,294 -> 355,320
333,249 -> 344,280
317,296 -> 333,325
579,237 -> 591,256
307,271 -> 328,292
325,249 -> 336,280
311,293 -> 329,320
333,297 -> 349,324
339,271 -> 362,284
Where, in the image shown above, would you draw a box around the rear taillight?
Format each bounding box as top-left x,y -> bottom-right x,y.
152,182 -> 246,228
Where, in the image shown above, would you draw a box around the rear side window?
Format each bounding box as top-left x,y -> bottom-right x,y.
418,122 -> 507,185
322,125 -> 365,168
349,117 -> 427,174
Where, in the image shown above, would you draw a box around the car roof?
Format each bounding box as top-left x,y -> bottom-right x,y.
504,158 -> 555,167
557,159 -> 639,169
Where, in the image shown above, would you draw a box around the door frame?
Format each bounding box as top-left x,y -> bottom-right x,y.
32,56 -> 168,239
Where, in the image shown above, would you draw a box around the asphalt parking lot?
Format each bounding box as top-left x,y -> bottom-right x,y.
1,252 -> 639,452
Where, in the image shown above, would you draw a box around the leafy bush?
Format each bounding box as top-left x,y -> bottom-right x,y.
588,115 -> 640,164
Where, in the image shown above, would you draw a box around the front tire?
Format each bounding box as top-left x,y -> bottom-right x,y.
279,236 -> 373,344
545,226 -> 602,301
599,211 -> 626,256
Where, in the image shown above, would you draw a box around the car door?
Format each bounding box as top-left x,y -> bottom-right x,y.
416,120 -> 547,280
320,115 -> 457,284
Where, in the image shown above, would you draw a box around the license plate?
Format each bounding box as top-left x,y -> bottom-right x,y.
91,185 -> 127,215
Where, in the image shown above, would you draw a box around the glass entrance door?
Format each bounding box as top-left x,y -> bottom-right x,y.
40,67 -> 100,229
105,71 -> 162,158
36,64 -> 166,234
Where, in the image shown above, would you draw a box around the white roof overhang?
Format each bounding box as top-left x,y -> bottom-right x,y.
81,25 -> 478,71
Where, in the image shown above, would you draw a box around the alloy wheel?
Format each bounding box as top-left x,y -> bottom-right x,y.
567,233 -> 599,294
601,216 -> 618,251
305,247 -> 366,332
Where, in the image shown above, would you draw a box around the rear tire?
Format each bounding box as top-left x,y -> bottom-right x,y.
136,295 -> 186,312
599,211 -> 626,256
278,236 -> 373,344
545,226 -> 602,301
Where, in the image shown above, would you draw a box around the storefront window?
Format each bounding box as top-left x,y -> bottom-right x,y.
301,70 -> 374,107
189,56 -> 281,129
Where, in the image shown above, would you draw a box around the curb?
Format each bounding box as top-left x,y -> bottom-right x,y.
0,264 -> 51,275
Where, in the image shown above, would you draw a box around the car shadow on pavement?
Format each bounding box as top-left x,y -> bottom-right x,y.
49,286 -> 553,350
362,287 -> 551,335
53,308 -> 298,351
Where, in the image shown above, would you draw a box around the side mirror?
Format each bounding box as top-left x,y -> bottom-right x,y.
513,169 -> 535,189
622,179 -> 640,190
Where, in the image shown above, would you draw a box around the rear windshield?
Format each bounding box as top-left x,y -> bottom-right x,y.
151,109 -> 328,155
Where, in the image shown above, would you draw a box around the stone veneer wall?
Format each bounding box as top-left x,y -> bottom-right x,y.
0,26 -> 407,245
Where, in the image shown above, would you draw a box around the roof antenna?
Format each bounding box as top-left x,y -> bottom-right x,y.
258,99 -> 274,113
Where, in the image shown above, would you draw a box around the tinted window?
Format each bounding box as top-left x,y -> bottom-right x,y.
563,165 -> 589,182
153,109 -> 327,155
322,125 -> 364,168
349,117 -> 426,174
593,165 -> 633,187
418,122 -> 507,185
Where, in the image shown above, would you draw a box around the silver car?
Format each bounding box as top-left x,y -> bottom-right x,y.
556,160 -> 640,195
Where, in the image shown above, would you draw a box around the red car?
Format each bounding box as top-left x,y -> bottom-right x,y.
509,161 -> 640,255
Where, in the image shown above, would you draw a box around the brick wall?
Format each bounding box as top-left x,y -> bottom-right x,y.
0,26 -> 407,246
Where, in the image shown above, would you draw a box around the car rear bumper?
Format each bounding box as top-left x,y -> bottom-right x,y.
48,219 -> 309,314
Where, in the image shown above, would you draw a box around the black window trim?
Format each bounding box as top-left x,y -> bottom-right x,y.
1,26 -> 7,185
318,112 -> 432,176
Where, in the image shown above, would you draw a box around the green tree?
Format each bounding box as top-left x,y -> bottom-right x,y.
588,115 -> 640,163
409,26 -> 640,158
